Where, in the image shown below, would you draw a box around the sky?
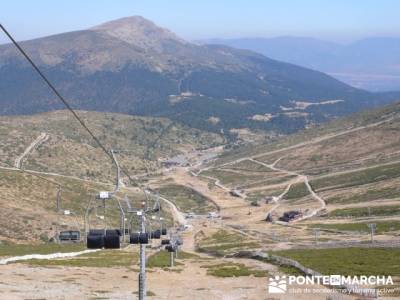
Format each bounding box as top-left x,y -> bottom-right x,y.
1,0 -> 400,44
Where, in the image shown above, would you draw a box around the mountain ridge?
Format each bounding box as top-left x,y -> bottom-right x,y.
200,36 -> 400,91
1,16 -> 399,136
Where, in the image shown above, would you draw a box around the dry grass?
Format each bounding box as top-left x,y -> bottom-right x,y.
0,110 -> 224,182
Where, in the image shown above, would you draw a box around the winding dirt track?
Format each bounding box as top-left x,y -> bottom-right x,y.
14,132 -> 48,168
158,195 -> 187,225
193,118 -> 377,222
248,158 -> 326,220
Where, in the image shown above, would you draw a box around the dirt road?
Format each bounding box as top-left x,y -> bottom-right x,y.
14,132 -> 48,168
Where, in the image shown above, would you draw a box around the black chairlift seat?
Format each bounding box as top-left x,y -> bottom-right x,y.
161,228 -> 167,235
161,239 -> 170,245
88,229 -> 122,249
87,234 -> 104,249
89,229 -> 105,236
87,229 -> 105,249
106,229 -> 122,237
151,229 -> 161,239
104,233 -> 120,249
130,233 -> 140,244
130,232 -> 149,244
139,233 -> 149,244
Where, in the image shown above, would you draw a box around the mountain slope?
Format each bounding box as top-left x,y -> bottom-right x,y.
1,16 -> 399,136
0,108 -> 222,242
0,110 -> 224,182
216,101 -> 400,167
202,36 -> 400,91
199,101 -> 400,245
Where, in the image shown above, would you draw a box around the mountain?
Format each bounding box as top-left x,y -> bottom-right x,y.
201,36 -> 400,91
1,16 -> 400,136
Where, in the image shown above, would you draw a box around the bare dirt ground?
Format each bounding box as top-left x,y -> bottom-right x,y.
0,259 -> 354,300
0,221 -> 357,300
0,193 -> 359,300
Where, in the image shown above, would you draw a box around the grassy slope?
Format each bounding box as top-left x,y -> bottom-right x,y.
275,247 -> 400,276
329,205 -> 400,218
0,242 -> 85,257
308,221 -> 400,234
0,110 -> 221,242
26,249 -> 139,268
202,262 -> 268,278
209,102 -> 400,215
0,110 -> 225,182
156,184 -> 217,213
196,229 -> 261,257
215,101 -> 400,167
147,250 -> 199,268
0,167 -> 173,243
311,162 -> 400,191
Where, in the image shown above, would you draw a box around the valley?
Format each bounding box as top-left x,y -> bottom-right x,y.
1,101 -> 400,299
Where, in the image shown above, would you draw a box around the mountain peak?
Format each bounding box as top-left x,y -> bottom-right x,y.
92,16 -> 159,31
91,16 -> 187,51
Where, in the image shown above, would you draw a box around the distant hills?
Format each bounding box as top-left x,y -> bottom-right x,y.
1,16 -> 400,136
201,36 -> 400,92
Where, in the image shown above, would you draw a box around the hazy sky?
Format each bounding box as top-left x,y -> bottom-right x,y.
1,0 -> 399,44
